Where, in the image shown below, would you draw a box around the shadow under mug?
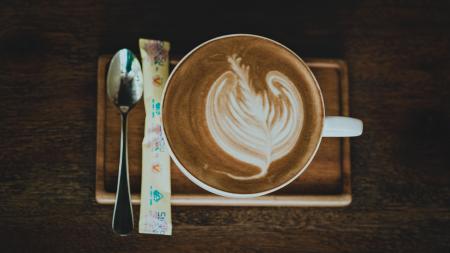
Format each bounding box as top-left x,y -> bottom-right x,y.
161,34 -> 363,198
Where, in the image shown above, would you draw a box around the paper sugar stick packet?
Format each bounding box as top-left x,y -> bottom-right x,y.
138,39 -> 172,235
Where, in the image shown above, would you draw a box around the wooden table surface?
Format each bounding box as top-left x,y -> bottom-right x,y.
1,1 -> 449,252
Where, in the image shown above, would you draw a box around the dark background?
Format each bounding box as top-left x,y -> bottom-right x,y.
1,0 -> 449,252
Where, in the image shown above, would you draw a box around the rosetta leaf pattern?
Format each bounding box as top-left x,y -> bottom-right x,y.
205,55 -> 303,180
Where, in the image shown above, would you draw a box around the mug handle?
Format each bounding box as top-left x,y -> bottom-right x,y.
323,116 -> 363,137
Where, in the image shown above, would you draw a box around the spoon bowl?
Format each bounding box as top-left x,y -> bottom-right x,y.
107,49 -> 143,112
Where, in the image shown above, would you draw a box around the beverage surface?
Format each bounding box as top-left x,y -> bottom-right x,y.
163,35 -> 324,194
205,54 -> 304,180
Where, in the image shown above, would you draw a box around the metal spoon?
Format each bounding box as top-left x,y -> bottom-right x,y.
107,49 -> 143,235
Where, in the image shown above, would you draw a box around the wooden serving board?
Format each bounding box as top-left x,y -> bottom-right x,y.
96,55 -> 351,206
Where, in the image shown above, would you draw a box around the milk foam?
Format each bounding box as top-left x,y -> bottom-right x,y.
205,55 -> 303,180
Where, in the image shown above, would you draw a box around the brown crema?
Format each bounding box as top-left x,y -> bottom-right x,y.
162,35 -> 324,194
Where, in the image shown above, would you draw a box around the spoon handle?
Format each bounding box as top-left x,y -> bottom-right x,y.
112,113 -> 134,235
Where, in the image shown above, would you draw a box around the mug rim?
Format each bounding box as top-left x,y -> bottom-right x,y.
161,33 -> 326,198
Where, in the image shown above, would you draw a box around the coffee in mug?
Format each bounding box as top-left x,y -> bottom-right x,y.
161,34 -> 362,198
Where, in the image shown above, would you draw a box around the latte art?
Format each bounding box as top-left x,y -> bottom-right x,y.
206,55 -> 304,180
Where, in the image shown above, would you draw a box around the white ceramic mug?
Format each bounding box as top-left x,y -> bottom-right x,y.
161,34 -> 363,198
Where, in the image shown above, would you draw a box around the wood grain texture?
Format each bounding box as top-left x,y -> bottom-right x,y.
0,0 -> 449,252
